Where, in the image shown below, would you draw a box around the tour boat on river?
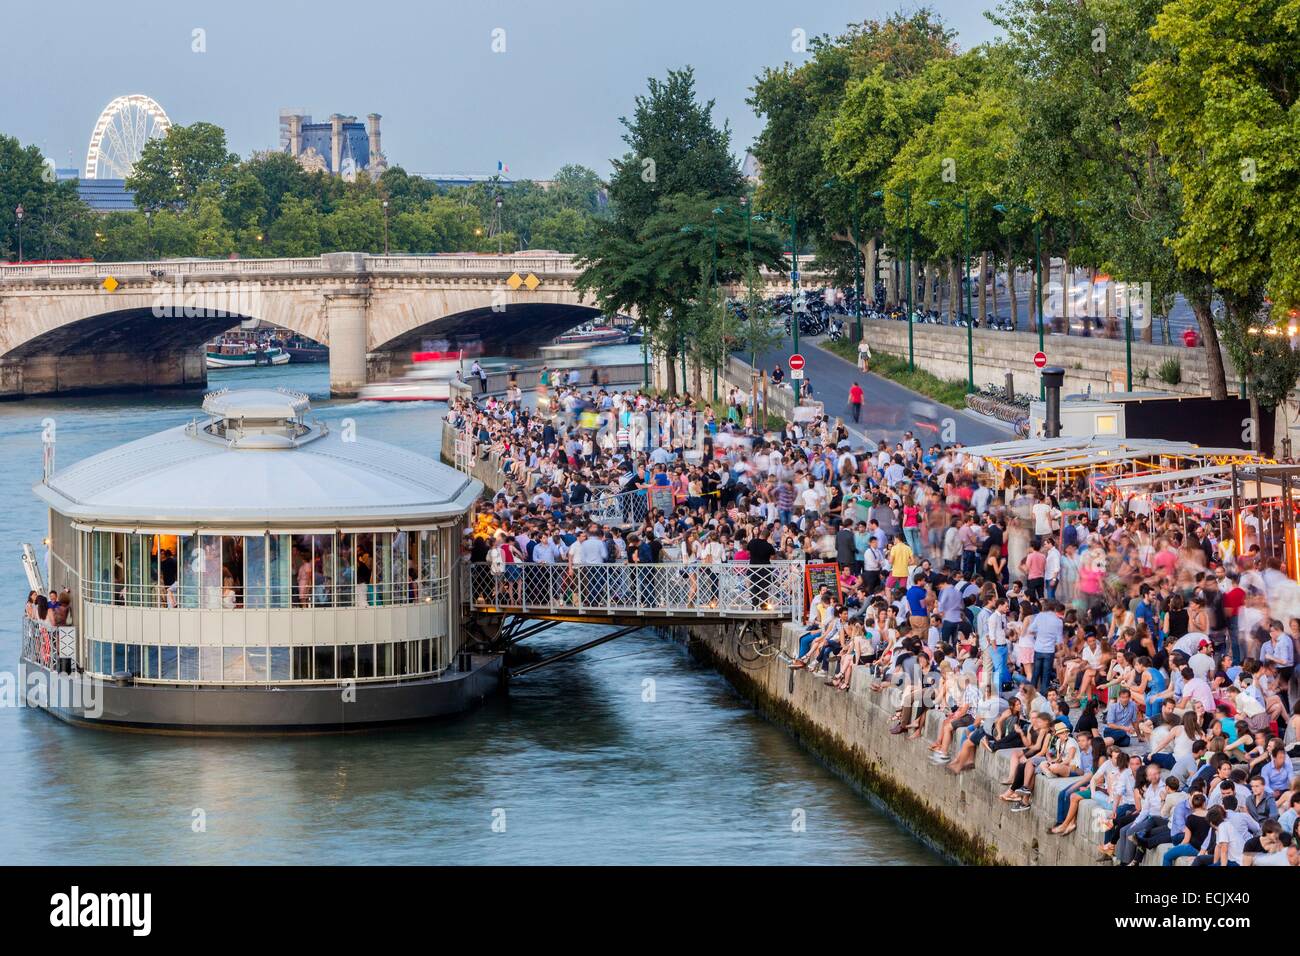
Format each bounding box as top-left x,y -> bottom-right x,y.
205,334 -> 290,369
19,387 -> 500,733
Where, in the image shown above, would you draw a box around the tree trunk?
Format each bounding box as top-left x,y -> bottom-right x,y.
665,346 -> 678,394
1061,256 -> 1071,335
865,236 -> 878,307
978,251 -> 988,326
1007,244 -> 1019,331
991,255 -> 999,322
1188,288 -> 1227,399
884,252 -> 897,309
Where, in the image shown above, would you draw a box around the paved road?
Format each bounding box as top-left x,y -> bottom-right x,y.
749,334 -> 1014,450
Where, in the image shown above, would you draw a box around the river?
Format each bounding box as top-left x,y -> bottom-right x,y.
0,357 -> 939,864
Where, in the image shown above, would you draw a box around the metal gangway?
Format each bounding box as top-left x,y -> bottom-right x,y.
466,561 -> 803,623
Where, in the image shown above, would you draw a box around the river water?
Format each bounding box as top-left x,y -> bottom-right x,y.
0,358 -> 938,865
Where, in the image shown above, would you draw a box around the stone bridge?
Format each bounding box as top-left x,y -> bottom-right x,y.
0,252 -> 811,398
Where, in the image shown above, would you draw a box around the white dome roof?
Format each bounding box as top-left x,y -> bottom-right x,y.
35,389 -> 481,527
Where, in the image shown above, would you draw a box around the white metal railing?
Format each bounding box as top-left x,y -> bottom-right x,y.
20,619 -> 76,668
466,561 -> 803,619
80,575 -> 449,611
581,488 -> 651,526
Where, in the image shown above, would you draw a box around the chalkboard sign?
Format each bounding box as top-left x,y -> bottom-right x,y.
649,488 -> 675,515
804,562 -> 842,610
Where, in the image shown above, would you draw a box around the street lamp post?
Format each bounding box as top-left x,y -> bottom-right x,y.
927,196 -> 975,392
15,204 -> 24,263
382,199 -> 389,255
494,194 -> 503,255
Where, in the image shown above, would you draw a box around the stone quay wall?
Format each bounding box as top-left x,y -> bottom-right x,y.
689,621 -> 1143,866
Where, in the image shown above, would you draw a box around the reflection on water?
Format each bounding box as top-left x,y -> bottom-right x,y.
0,361 -> 938,865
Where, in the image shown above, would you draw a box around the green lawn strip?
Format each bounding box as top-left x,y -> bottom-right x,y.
820,339 -> 969,409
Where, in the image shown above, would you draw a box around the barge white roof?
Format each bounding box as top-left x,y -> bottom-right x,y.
34,389 -> 481,527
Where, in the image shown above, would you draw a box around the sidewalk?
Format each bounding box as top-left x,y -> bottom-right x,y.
749,335 -> 1014,448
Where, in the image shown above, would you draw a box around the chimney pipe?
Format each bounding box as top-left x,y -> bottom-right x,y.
288,115 -> 302,157
330,114 -> 344,174
367,113 -> 381,167
1042,366 -> 1065,438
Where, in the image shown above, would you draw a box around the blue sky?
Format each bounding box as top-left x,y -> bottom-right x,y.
1,0 -> 1001,180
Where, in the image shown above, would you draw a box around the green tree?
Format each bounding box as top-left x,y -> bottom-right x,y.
578,68 -> 751,393
391,195 -> 480,252
266,196 -> 322,257
127,122 -> 239,212
530,207 -> 592,251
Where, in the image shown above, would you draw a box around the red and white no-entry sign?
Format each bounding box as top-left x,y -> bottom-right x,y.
1033,351 -> 1047,369
789,353 -> 805,371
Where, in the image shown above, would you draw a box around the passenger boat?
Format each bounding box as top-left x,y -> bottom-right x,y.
205,336 -> 291,369
359,351 -> 460,402
553,324 -> 628,346
18,387 -> 500,733
280,335 -> 329,364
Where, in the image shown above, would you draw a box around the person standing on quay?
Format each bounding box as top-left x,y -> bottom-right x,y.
848,382 -> 864,423
858,338 -> 871,372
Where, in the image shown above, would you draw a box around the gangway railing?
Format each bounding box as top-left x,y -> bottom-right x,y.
466,561 -> 803,621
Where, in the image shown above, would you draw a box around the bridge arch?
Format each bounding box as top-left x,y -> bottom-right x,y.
370,301 -> 606,358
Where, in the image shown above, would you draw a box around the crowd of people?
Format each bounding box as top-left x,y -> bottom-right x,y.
452,373 -> 1299,866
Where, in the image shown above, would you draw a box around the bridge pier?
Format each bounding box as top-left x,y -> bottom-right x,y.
322,253 -> 371,398
0,349 -> 206,399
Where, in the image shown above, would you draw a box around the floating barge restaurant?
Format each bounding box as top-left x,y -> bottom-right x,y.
20,387 -> 501,733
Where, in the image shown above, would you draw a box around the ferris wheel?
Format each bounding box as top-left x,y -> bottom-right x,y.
83,94 -> 172,180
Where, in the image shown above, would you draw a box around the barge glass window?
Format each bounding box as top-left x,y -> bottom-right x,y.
126,644 -> 141,676
337,643 -> 356,679
161,646 -> 179,680
354,533 -> 374,606
199,646 -> 221,681
245,535 -> 267,608
143,534 -> 160,606
112,643 -> 125,673
144,645 -> 158,679
269,534 -> 291,608
336,534 -> 355,605
223,647 -> 245,681
111,533 -> 126,606
127,534 -> 143,606
198,535 -> 223,609
356,643 -> 374,679
374,532 -> 393,606
158,534 -> 179,595
313,645 -> 335,681
376,642 -> 392,678
245,647 -> 268,681
179,646 -> 198,680
177,535 -> 199,608
419,530 -> 439,599
312,534 -> 336,607
292,646 -> 312,680
393,640 -> 407,676
269,647 -> 290,681
221,536 -> 244,609
424,639 -> 434,672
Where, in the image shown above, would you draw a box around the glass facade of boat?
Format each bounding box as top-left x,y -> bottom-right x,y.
72,525 -> 460,685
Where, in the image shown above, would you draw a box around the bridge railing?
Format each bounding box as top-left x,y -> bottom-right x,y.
466,561 -> 803,620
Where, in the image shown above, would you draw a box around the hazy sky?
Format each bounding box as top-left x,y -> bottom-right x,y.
2,0 -> 1001,180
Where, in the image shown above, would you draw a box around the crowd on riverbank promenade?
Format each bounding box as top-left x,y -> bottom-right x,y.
450,376 -> 1299,865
